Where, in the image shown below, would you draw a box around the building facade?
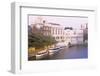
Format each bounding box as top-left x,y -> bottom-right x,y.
30,16 -> 88,46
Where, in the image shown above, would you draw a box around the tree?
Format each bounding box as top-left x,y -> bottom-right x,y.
28,32 -> 57,50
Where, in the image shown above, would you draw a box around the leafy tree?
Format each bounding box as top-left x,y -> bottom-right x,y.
28,32 -> 56,49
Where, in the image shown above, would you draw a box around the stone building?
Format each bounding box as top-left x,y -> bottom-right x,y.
30,16 -> 88,46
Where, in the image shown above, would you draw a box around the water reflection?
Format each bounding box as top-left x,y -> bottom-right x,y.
29,45 -> 88,60
49,45 -> 88,59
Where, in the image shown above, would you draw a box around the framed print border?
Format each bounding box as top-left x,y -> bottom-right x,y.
11,2 -> 96,74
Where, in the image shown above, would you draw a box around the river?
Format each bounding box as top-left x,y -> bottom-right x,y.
49,45 -> 88,59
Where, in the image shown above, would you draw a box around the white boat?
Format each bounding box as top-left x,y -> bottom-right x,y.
36,50 -> 48,60
48,47 -> 61,55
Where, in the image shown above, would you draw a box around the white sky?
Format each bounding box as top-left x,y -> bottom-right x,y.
28,15 -> 88,29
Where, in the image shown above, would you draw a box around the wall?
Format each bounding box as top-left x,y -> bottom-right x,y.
0,0 -> 100,76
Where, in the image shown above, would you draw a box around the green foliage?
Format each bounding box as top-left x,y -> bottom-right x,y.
28,33 -> 56,49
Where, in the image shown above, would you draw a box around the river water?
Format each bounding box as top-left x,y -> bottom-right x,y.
49,45 -> 88,59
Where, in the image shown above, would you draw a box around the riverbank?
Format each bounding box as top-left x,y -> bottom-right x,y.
28,44 -> 88,61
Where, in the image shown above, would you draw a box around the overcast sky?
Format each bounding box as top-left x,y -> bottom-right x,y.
28,15 -> 88,29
